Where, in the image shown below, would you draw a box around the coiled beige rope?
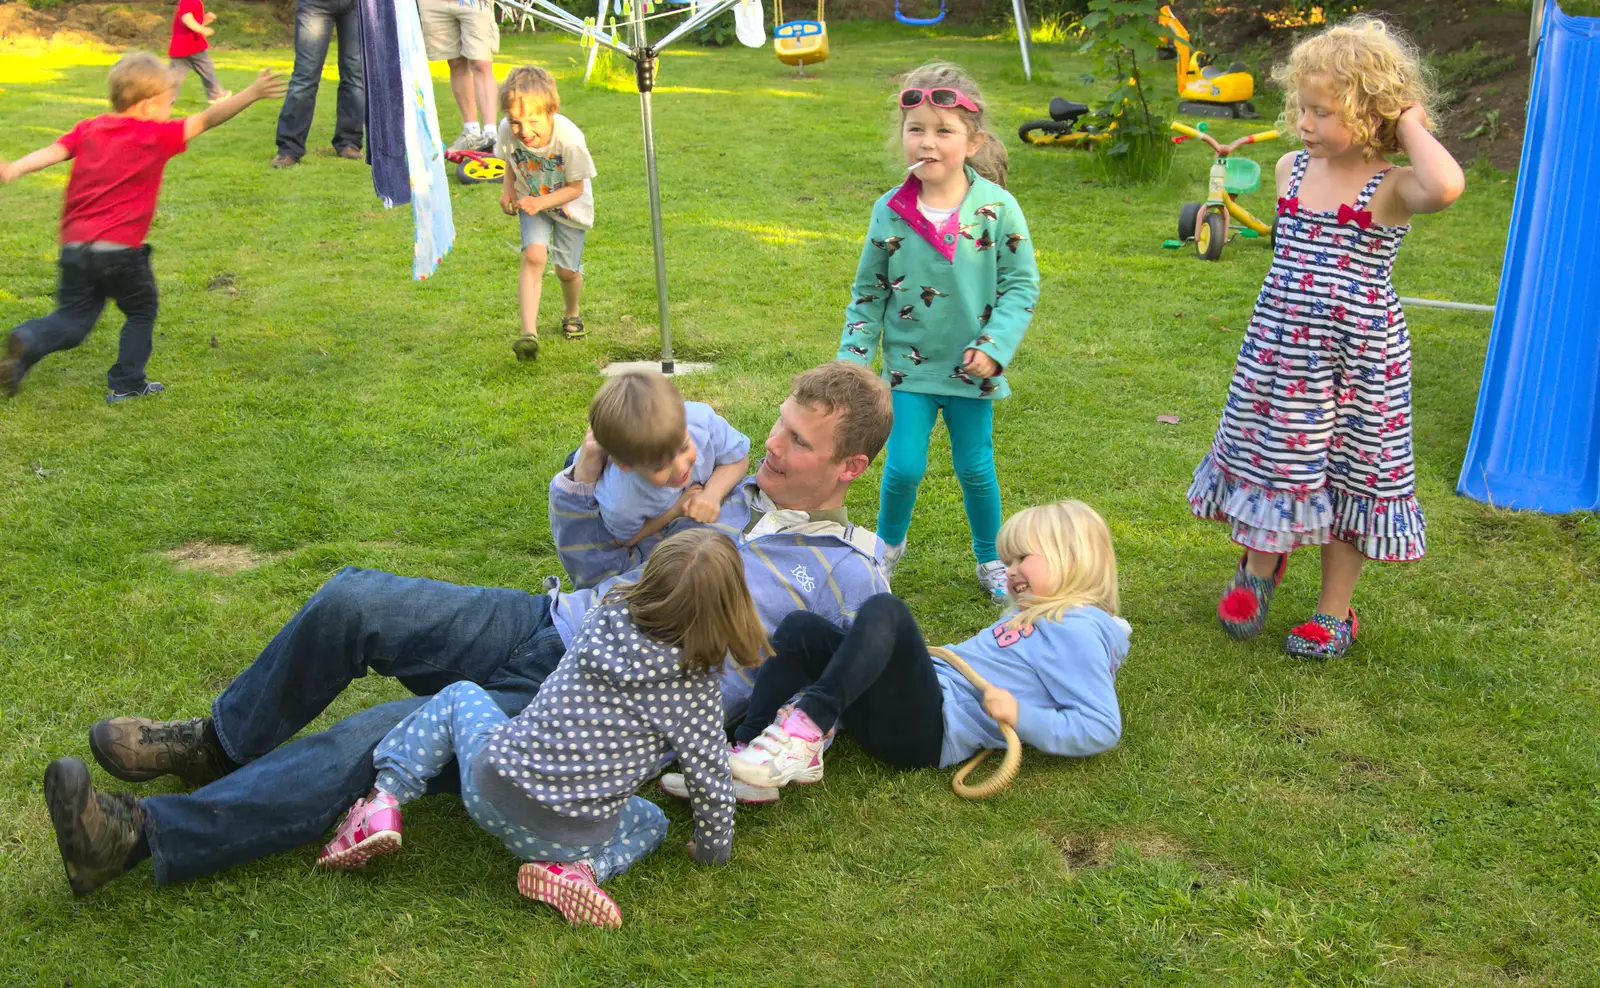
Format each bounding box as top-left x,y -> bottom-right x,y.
928,645 -> 1021,799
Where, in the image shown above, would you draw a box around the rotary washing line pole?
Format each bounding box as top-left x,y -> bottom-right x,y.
493,0 -> 745,374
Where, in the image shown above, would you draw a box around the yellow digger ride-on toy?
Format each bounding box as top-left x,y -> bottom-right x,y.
1158,5 -> 1259,120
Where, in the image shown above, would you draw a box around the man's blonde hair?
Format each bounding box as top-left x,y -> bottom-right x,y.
1273,17 -> 1435,159
588,370 -> 687,470
790,361 -> 893,463
996,500 -> 1120,629
500,64 -> 561,114
109,51 -> 173,112
604,527 -> 769,674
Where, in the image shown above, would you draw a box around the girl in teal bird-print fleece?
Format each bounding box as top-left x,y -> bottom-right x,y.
837,60 -> 1040,603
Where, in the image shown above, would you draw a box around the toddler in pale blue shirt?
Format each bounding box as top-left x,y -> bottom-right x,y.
589,369 -> 750,545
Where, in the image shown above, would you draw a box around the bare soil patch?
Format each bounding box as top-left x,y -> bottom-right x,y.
164,541 -> 275,573
1057,829 -> 1187,869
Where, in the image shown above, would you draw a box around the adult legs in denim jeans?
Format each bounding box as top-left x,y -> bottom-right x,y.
138,568 -> 567,884
373,682 -> 668,882
208,567 -> 559,764
276,0 -> 365,159
329,0 -> 365,151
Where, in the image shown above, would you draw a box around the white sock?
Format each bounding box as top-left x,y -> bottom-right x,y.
482,120 -> 498,133
464,121 -> 481,136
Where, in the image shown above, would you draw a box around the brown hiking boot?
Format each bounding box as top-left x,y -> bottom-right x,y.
88,716 -> 232,786
43,757 -> 149,896
269,154 -> 299,169
335,145 -> 363,160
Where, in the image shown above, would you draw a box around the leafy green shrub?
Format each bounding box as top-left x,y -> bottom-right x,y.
1078,0 -> 1174,183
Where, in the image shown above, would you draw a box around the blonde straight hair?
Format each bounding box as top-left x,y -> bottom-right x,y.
995,501 -> 1120,629
603,527 -> 769,674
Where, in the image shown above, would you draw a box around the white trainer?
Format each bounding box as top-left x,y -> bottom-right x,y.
879,540 -> 907,582
977,560 -> 1010,603
447,128 -> 480,152
658,772 -> 779,804
729,710 -> 826,788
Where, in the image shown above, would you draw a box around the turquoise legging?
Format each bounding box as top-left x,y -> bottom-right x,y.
876,391 -> 1002,564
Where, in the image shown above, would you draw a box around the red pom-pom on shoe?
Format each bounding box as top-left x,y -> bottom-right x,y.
1218,586 -> 1260,622
1288,620 -> 1333,645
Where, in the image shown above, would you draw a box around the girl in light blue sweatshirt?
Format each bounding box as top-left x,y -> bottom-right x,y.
724,500 -> 1128,793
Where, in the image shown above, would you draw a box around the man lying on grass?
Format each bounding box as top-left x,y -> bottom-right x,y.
40,362 -> 891,896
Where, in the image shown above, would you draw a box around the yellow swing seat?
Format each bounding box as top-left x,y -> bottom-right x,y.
774,0 -> 827,66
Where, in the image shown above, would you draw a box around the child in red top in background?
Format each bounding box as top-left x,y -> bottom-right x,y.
170,0 -> 229,103
0,52 -> 285,402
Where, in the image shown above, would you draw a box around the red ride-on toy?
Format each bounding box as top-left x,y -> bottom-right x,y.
445,148 -> 506,185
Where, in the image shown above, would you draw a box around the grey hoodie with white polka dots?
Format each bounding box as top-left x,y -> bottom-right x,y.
472,601 -> 736,865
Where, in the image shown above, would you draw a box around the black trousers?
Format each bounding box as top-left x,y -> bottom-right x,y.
737,593 -> 945,769
10,245 -> 158,392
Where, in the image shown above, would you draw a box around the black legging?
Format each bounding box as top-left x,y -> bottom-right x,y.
736,593 -> 944,769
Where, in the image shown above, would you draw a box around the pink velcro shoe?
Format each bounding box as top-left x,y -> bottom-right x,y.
317,790 -> 402,870
517,860 -> 622,929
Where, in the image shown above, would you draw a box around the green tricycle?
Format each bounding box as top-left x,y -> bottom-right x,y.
1168,120 -> 1279,261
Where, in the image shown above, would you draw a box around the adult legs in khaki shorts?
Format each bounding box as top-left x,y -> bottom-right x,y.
417,0 -> 500,140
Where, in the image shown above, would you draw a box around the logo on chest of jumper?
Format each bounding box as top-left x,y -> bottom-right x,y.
791,564 -> 816,593
992,623 -> 1035,648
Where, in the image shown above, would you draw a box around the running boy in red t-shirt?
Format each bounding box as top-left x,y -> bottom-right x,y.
0,52 -> 284,402
169,0 -> 230,104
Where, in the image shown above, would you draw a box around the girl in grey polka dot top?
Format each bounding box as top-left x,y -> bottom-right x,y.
320,528 -> 770,927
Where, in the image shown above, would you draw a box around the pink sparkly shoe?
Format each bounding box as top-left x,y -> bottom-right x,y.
517,860 -> 622,929
317,790 -> 402,870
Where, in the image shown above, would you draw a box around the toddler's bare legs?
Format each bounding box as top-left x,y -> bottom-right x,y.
556,265 -> 583,321
1316,539 -> 1363,618
519,243 -> 548,338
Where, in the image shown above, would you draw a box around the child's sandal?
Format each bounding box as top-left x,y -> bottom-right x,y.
512,334 -> 540,361
1216,551 -> 1287,641
560,317 -> 586,340
1284,607 -> 1359,661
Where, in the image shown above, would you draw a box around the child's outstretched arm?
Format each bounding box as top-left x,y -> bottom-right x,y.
0,143 -> 70,185
1389,106 -> 1465,218
1002,621 -> 1122,758
837,209 -> 892,364
684,455 -> 749,523
183,69 -> 287,142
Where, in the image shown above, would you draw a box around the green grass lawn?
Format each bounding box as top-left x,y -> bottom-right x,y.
2,20 -> 1596,987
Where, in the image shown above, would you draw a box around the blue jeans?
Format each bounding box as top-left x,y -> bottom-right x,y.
9,245 -> 157,393
876,391 -> 1003,564
275,0 -> 365,158
376,682 -> 668,883
141,568 -> 566,885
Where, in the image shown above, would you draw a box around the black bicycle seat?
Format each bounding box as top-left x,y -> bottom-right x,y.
1049,97 -> 1089,121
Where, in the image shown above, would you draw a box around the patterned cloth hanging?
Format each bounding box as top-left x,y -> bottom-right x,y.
393,0 -> 455,279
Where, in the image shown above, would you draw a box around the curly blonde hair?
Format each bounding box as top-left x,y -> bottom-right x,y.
1272,16 -> 1436,160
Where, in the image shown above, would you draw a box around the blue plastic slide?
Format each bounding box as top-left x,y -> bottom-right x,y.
1457,0 -> 1600,513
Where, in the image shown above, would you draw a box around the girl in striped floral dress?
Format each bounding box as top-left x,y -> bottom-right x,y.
1187,18 -> 1464,660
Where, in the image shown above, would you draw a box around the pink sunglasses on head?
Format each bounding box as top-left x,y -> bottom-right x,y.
899,87 -> 982,114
